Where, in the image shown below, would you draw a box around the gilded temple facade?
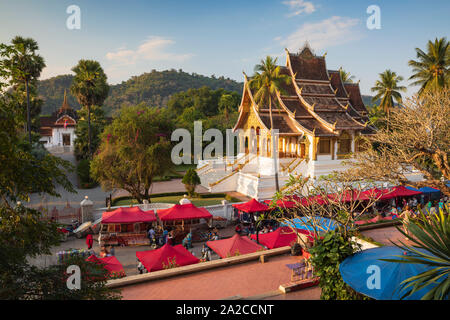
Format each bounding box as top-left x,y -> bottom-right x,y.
197,46 -> 376,199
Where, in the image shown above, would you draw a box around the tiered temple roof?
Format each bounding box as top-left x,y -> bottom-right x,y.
234,46 -> 376,137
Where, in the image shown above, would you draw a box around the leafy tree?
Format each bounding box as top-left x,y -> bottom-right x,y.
218,93 -> 240,121
0,36 -> 45,143
367,104 -> 387,130
70,60 -> 109,158
409,37 -> 449,95
249,56 -> 291,191
182,168 -> 201,197
382,208 -> 449,300
371,69 -> 406,117
91,104 -> 174,203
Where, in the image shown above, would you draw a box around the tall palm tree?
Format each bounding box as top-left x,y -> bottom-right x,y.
70,60 -> 109,158
248,56 -> 291,191
4,36 -> 45,144
409,37 -> 449,95
339,67 -> 355,83
371,70 -> 406,126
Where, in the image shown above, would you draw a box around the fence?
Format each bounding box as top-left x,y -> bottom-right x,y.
38,202 -> 81,224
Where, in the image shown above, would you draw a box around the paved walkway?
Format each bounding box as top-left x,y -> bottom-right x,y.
119,253 -> 307,300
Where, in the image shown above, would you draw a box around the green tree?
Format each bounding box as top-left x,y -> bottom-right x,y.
91,105 -> 174,203
409,37 -> 449,95
249,56 -> 291,191
382,208 -> 449,300
74,104 -> 107,160
218,93 -> 239,121
371,70 -> 406,129
182,168 -> 201,197
70,60 -> 109,158
0,36 -> 45,143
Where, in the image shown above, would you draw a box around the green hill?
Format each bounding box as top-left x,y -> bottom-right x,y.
37,69 -> 243,116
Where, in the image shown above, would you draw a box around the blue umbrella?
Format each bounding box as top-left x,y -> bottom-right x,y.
340,246 -> 444,300
281,216 -> 340,233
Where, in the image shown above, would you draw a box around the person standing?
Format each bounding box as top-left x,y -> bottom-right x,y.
86,234 -> 94,250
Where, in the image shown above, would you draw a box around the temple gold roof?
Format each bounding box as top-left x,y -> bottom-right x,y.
233,46 -> 376,137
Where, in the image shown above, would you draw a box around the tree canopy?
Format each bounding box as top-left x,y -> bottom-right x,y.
91,104 -> 174,203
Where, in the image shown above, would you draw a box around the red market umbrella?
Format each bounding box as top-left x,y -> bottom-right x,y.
136,244 -> 199,272
157,203 -> 213,221
206,234 -> 264,258
250,226 -> 298,249
101,206 -> 156,224
232,198 -> 270,213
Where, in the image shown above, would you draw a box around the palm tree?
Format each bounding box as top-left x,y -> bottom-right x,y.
4,36 -> 45,144
248,56 -> 291,191
382,209 -> 449,300
70,60 -> 109,158
371,70 -> 406,128
339,67 -> 355,83
409,37 -> 449,95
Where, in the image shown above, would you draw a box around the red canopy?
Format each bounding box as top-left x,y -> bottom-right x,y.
250,226 -> 298,249
136,244 -> 199,272
86,255 -> 126,276
101,206 -> 156,224
328,190 -> 371,202
388,185 -> 423,197
157,203 -> 213,221
206,234 -> 264,258
264,199 -> 297,209
232,198 -> 270,213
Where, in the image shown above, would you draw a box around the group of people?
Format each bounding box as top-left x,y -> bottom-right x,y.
147,226 -> 175,247
235,222 -> 275,236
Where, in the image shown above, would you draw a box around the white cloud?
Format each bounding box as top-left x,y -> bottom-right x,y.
279,16 -> 363,51
106,36 -> 193,66
282,0 -> 316,17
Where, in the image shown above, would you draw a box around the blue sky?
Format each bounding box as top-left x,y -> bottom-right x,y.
1,0 -> 449,96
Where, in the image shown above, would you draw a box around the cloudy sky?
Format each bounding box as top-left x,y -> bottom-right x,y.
1,0 -> 449,96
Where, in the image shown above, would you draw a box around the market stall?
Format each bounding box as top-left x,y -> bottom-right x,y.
232,198 -> 270,224
99,206 -> 157,246
86,254 -> 126,279
156,203 -> 213,243
136,243 -> 199,272
249,226 -> 299,249
206,233 -> 264,258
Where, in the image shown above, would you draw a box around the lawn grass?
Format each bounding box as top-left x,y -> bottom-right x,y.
113,195 -> 240,207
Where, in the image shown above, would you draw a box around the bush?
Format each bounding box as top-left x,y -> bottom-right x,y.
182,168 -> 201,197
308,229 -> 370,300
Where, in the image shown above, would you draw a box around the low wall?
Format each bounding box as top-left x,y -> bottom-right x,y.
106,246 -> 291,289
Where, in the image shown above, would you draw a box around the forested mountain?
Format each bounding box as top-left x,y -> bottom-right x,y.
37,69 -> 243,116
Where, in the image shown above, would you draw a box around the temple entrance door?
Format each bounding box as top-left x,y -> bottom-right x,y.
62,134 -> 71,146
300,143 -> 306,158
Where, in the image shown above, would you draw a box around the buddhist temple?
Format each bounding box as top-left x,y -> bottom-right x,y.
39,90 -> 78,151
196,45 -> 376,199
